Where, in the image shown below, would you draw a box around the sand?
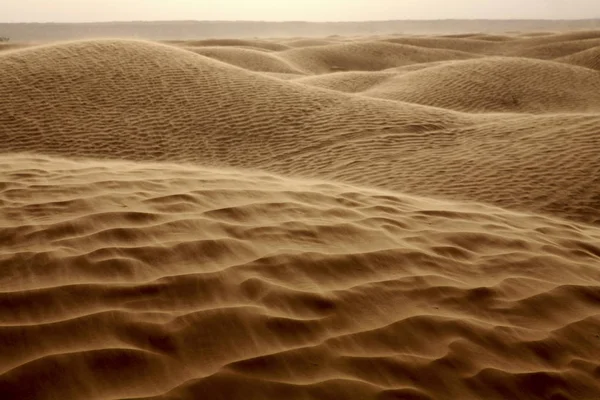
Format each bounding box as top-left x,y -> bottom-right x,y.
1,31 -> 600,400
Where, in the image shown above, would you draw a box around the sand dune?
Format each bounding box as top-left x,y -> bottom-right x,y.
557,46 -> 600,71
520,30 -> 600,44
465,34 -> 516,42
361,57 -> 600,113
383,37 -> 499,54
280,41 -> 477,73
281,38 -> 344,48
298,56 -> 600,114
1,154 -> 599,400
1,31 -> 600,400
182,46 -> 307,74
2,38 -> 600,223
507,38 -> 600,59
163,38 -> 290,52
296,71 -> 399,93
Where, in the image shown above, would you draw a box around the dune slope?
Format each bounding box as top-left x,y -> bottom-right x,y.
182,46 -> 306,74
1,154 -> 600,400
1,39 -> 600,224
360,57 -> 600,113
557,46 -> 600,71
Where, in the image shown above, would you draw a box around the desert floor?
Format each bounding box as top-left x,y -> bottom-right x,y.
1,30 -> 600,399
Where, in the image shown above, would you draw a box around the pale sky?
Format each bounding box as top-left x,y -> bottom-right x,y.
2,0 -> 599,23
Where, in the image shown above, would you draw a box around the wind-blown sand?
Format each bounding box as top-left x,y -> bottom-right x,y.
1,30 -> 600,400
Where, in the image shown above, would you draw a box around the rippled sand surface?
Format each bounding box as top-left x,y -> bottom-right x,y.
1,31 -> 600,399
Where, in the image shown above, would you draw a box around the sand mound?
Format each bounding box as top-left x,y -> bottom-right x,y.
0,38 -> 465,159
362,57 -> 600,113
558,46 -> 600,71
165,38 -> 289,52
442,33 -> 515,42
281,38 -> 340,48
440,33 -> 484,39
466,34 -> 516,42
279,41 -> 476,73
2,39 -> 600,225
522,30 -> 600,45
517,31 -> 557,37
383,60 -> 456,73
383,37 -> 497,54
1,154 -> 599,400
296,71 -> 398,93
182,46 -> 306,74
262,72 -> 304,80
508,38 -> 600,59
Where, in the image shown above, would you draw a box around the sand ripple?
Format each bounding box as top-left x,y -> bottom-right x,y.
2,31 -> 600,399
1,155 -> 599,399
1,38 -> 600,223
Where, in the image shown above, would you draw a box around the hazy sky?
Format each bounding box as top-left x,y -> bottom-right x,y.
2,0 -> 600,23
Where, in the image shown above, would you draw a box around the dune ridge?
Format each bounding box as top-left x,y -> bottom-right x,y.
1,30 -> 600,400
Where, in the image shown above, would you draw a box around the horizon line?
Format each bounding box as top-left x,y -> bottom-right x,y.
2,18 -> 600,24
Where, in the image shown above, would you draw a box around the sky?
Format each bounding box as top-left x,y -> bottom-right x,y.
2,0 -> 600,23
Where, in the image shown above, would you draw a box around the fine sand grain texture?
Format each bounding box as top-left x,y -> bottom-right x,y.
1,30 -> 600,400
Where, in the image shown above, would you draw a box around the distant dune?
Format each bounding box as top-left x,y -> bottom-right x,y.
1,29 -> 600,400
2,37 -> 600,223
359,57 -> 600,112
557,46 -> 600,70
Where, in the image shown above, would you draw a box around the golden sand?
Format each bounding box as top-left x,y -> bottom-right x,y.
1,31 -> 600,399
